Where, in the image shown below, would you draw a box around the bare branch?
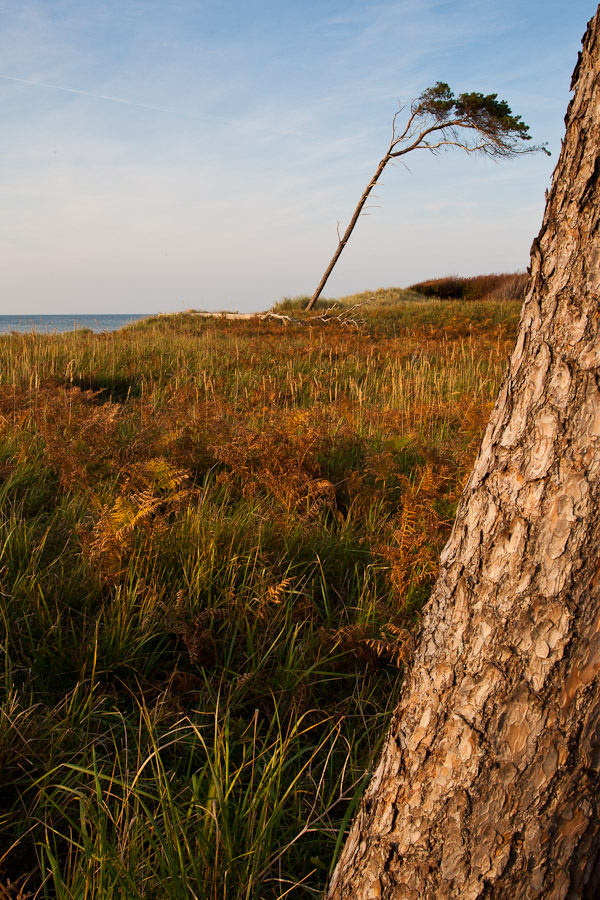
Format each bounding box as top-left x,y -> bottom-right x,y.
263,298 -> 374,328
308,297 -> 374,326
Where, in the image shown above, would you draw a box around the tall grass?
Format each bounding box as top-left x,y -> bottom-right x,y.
0,300 -> 519,898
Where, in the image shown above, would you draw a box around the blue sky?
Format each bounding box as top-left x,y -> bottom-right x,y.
1,0 -> 596,313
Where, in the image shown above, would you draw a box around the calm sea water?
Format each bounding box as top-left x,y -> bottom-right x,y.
0,314 -> 149,335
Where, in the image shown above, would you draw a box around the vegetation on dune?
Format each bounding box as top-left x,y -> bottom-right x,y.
0,299 -> 520,898
408,270 -> 529,302
274,273 -> 528,315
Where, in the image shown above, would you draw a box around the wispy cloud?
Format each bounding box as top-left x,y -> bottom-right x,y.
0,73 -> 319,139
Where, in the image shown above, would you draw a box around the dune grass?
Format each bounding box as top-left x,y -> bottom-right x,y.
0,299 -> 520,898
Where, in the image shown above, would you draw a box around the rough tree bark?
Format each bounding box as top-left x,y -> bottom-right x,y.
328,9 -> 600,900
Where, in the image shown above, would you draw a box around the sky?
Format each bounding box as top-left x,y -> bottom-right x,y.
1,0 -> 597,314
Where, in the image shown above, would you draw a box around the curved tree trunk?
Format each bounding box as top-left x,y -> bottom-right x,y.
305,155 -> 390,311
328,9 -> 600,899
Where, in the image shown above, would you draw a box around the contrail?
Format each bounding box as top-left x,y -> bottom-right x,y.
0,73 -> 310,139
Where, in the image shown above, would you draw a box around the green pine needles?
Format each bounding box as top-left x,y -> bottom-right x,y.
414,81 -> 546,156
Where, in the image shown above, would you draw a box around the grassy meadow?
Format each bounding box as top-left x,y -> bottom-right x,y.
0,295 -> 521,899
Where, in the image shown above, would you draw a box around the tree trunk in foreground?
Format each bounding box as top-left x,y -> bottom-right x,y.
329,9 -> 600,900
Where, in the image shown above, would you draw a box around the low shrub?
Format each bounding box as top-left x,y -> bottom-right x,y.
409,271 -> 528,302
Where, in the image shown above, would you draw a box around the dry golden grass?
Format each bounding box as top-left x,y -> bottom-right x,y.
0,299 -> 520,898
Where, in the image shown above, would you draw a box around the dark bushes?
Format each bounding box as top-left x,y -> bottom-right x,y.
409,271 -> 528,302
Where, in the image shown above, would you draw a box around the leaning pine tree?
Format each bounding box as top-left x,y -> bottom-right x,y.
306,82 -> 547,310
328,7 -> 600,900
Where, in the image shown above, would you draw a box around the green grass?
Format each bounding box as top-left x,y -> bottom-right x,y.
0,298 -> 520,898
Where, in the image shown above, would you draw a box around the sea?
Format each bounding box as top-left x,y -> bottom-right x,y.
0,314 -> 150,335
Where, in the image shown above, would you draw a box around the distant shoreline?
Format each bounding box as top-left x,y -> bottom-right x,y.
0,313 -> 150,335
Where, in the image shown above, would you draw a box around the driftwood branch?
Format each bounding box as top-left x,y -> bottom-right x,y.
260,297 -> 375,327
